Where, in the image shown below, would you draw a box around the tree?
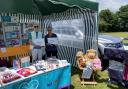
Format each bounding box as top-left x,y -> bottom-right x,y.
117,5 -> 128,31
99,19 -> 108,32
99,9 -> 114,23
99,9 -> 114,32
99,4 -> 128,32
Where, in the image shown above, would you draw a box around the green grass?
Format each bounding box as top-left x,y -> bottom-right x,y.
102,32 -> 128,38
71,67 -> 127,89
101,32 -> 128,43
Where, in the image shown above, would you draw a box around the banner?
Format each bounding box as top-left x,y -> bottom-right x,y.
1,65 -> 71,89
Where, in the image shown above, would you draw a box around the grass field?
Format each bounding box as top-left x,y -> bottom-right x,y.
71,32 -> 128,89
102,32 -> 128,43
102,32 -> 128,38
71,67 -> 126,89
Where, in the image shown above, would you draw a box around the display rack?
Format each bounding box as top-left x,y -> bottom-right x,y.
3,22 -> 22,47
0,22 -> 30,47
21,23 -> 30,45
0,22 -> 31,60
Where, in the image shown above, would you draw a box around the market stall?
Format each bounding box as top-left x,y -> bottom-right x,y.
0,0 -> 99,67
34,0 -> 99,66
0,0 -> 98,89
104,48 -> 128,87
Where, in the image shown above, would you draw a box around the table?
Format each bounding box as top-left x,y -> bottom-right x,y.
0,64 -> 71,89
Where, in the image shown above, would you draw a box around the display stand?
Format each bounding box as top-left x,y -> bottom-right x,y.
0,18 -> 31,64
3,22 -> 22,47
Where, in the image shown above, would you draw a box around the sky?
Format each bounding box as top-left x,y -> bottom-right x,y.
90,0 -> 128,12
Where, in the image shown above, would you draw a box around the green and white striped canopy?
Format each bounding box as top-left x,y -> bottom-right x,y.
0,0 -> 98,15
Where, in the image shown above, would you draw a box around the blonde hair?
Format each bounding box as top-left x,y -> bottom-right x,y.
76,51 -> 83,57
87,49 -> 96,54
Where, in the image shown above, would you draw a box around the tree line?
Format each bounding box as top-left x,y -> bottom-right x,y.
99,4 -> 128,32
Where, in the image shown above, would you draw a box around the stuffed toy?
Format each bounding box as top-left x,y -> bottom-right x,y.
76,51 -> 86,70
85,49 -> 102,71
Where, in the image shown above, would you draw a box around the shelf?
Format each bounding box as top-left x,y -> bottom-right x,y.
6,37 -> 20,40
4,23 -> 20,26
5,30 -> 20,33
22,38 -> 28,39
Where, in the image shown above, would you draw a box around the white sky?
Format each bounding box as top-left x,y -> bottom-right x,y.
89,0 -> 128,12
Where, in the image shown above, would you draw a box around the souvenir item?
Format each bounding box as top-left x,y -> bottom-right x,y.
20,56 -> 30,68
35,61 -> 46,71
17,68 -> 37,77
76,51 -> 86,69
13,59 -> 21,70
0,72 -> 21,83
85,49 -> 102,71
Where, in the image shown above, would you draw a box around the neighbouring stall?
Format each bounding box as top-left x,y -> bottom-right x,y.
0,0 -> 98,89
104,48 -> 128,87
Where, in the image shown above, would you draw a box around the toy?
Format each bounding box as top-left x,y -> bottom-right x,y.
76,51 -> 86,70
76,49 -> 101,86
85,49 -> 102,71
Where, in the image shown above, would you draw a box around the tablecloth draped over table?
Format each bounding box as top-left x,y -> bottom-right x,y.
0,65 -> 71,89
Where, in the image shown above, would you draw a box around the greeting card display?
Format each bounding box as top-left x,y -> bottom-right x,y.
20,56 -> 30,68
3,23 -> 22,47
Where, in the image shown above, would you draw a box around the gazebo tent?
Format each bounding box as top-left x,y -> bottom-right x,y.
0,0 -> 98,14
0,0 -> 99,66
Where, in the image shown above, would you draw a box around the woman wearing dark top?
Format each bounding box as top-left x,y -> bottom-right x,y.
45,26 -> 58,58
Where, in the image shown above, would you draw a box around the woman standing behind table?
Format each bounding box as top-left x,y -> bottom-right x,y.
45,26 -> 58,58
29,24 -> 45,63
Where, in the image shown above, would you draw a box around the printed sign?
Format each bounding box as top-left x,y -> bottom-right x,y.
33,38 -> 45,46
48,38 -> 58,45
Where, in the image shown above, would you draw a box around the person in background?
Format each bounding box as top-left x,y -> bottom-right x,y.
29,24 -> 45,63
45,26 -> 58,58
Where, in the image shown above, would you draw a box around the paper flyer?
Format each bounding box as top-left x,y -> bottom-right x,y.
48,37 -> 58,45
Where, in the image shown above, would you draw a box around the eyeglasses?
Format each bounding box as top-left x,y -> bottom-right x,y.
34,26 -> 38,28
